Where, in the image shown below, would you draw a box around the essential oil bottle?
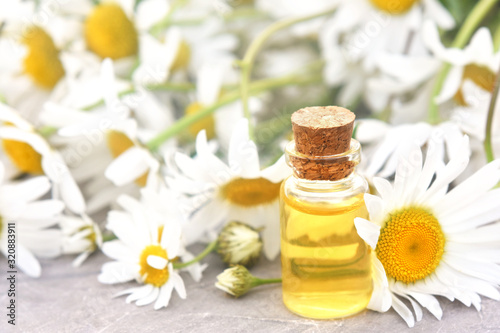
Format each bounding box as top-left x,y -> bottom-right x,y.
279,106 -> 372,319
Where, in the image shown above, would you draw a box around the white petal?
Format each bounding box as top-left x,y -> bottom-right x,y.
16,244 -> 42,278
105,147 -> 150,186
354,218 -> 380,249
423,0 -> 455,29
261,156 -> 290,183
228,119 -> 260,178
154,281 -> 174,310
98,261 -> 137,284
391,294 -> 415,328
363,193 -> 384,222
147,255 -> 168,270
124,284 -> 154,303
171,269 -> 187,299
135,287 -> 160,306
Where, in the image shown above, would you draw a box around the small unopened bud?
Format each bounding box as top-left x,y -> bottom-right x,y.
217,221 -> 263,267
215,265 -> 256,297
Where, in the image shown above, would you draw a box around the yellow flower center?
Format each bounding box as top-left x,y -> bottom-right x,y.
171,40 -> 191,72
370,0 -> 419,14
221,177 -> 281,207
454,64 -> 496,106
106,130 -> 148,186
22,26 -> 65,89
185,102 -> 216,139
2,139 -> 44,174
139,245 -> 169,287
376,207 -> 445,283
84,3 -> 138,60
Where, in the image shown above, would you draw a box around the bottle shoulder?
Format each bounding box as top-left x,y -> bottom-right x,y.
281,173 -> 368,215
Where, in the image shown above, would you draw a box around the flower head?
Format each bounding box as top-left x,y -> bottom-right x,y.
171,119 -> 290,260
98,185 -> 203,310
217,221 -> 263,267
355,135 -> 500,327
215,265 -> 256,297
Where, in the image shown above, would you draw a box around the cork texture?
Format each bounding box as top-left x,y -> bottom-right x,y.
291,106 -> 355,156
290,106 -> 356,181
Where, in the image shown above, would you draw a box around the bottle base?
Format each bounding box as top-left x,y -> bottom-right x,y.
282,292 -> 370,320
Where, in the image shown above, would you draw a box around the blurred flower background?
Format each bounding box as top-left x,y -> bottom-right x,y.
1,0 -> 500,328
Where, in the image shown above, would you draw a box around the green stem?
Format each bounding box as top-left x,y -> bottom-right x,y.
494,22 -> 500,51
428,0 -> 500,124
252,277 -> 282,287
146,71 -> 322,150
102,233 -> 117,242
238,7 -> 337,140
484,65 -> 500,163
173,240 -> 218,269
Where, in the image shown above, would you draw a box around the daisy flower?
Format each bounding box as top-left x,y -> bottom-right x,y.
0,102 -> 86,215
98,185 -> 203,310
354,135 -> 500,327
0,0 -> 82,120
171,119 -> 290,260
60,214 -> 103,267
41,59 -> 171,212
0,160 -> 64,278
319,0 -> 453,110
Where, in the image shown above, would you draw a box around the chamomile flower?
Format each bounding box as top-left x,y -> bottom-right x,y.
354,136 -> 500,327
172,119 -> 290,260
60,214 -> 102,267
98,187 -> 203,310
41,59 -> 172,212
0,0 -> 81,120
0,103 -> 86,215
0,161 -> 63,278
319,0 -> 453,110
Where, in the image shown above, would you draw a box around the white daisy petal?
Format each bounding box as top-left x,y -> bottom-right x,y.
155,281 -> 174,310
354,218 -> 380,249
391,294 -> 415,328
147,255 -> 168,270
125,284 -> 154,303
105,147 -> 150,186
16,244 -> 42,278
171,270 -> 187,299
135,287 -> 160,306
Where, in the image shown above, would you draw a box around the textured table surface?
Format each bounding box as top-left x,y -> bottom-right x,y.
2,246 -> 500,333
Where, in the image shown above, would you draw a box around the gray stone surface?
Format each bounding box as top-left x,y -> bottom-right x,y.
2,246 -> 500,333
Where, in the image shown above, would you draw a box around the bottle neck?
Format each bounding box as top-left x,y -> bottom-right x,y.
285,139 -> 362,182
290,170 -> 362,192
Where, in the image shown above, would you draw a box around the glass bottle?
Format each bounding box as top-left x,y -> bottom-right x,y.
279,107 -> 372,319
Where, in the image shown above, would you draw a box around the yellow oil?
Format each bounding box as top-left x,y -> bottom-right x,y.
280,190 -> 373,319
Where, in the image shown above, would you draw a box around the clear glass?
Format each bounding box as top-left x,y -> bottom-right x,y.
280,139 -> 373,319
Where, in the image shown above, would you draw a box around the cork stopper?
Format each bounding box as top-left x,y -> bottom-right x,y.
288,106 -> 357,181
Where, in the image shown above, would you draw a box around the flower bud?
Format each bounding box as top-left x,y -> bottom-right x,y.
215,265 -> 256,297
217,221 -> 263,267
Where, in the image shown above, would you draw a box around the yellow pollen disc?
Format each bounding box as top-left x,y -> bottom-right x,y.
185,102 -> 216,139
454,64 -> 496,106
221,177 -> 281,207
22,26 -> 65,89
2,139 -> 44,174
84,3 -> 138,60
376,207 -> 445,283
370,0 -> 419,14
171,40 -> 191,72
139,245 -> 169,287
106,130 -> 148,186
